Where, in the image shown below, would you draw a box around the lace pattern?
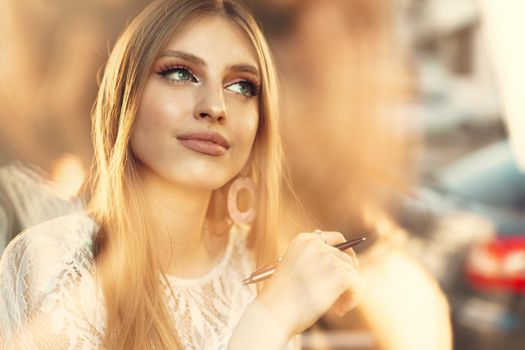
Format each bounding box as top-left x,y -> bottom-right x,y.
0,213 -> 299,349
162,224 -> 258,349
0,213 -> 104,349
0,162 -> 84,256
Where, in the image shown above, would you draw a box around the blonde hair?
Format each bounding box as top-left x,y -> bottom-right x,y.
87,0 -> 282,348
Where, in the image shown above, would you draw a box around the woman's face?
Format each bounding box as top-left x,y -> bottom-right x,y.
131,15 -> 261,190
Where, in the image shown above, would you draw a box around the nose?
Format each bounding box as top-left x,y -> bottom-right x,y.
194,84 -> 227,123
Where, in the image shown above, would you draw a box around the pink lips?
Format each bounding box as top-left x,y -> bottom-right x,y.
177,131 -> 230,156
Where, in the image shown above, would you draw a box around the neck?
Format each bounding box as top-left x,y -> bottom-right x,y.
140,167 -> 222,278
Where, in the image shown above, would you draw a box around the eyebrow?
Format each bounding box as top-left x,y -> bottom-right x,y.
159,49 -> 260,79
229,63 -> 260,80
160,50 -> 206,66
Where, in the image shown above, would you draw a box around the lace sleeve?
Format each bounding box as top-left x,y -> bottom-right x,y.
0,218 -> 105,350
0,162 -> 84,256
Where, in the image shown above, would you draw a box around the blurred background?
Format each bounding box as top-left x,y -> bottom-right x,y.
1,0 -> 525,349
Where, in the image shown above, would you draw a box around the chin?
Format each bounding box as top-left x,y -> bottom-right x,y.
166,168 -> 234,191
183,177 -> 231,191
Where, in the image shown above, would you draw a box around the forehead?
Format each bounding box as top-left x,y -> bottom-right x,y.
163,15 -> 260,69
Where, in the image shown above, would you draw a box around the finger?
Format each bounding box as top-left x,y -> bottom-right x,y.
311,231 -> 346,246
345,248 -> 359,270
333,292 -> 353,317
342,278 -> 365,306
330,266 -> 365,316
332,264 -> 365,302
334,288 -> 362,317
321,231 -> 359,269
326,245 -> 359,270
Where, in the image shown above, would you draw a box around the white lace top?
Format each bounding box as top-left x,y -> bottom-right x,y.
0,213 -> 300,349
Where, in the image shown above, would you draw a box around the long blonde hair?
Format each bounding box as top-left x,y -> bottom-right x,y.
86,0 -> 282,348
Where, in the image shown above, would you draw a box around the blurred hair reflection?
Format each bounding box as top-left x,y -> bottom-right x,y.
253,0 -> 452,349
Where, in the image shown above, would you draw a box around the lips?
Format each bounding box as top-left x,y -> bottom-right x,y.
176,131 -> 230,156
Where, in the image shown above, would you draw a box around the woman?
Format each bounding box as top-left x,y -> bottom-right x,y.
0,0 -> 364,349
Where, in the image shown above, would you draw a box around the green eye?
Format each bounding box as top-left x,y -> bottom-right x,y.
160,66 -> 198,83
173,69 -> 191,81
226,81 -> 258,97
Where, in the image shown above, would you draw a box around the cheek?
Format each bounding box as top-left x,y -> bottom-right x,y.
130,82 -> 193,161
135,85 -> 190,133
228,96 -> 259,138
233,109 -> 259,159
243,110 -> 259,139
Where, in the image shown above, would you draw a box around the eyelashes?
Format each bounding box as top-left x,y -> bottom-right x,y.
158,64 -> 199,84
227,79 -> 259,97
157,64 -> 260,98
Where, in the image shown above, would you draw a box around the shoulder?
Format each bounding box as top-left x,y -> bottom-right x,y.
0,212 -> 99,289
0,213 -> 105,348
4,212 -> 98,263
0,162 -> 84,222
0,162 -> 84,253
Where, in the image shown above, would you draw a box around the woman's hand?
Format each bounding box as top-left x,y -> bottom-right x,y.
255,231 -> 365,338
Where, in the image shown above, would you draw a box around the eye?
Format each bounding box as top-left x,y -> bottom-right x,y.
226,80 -> 259,97
158,65 -> 198,83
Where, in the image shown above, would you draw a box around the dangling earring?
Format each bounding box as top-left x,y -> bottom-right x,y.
227,176 -> 257,225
